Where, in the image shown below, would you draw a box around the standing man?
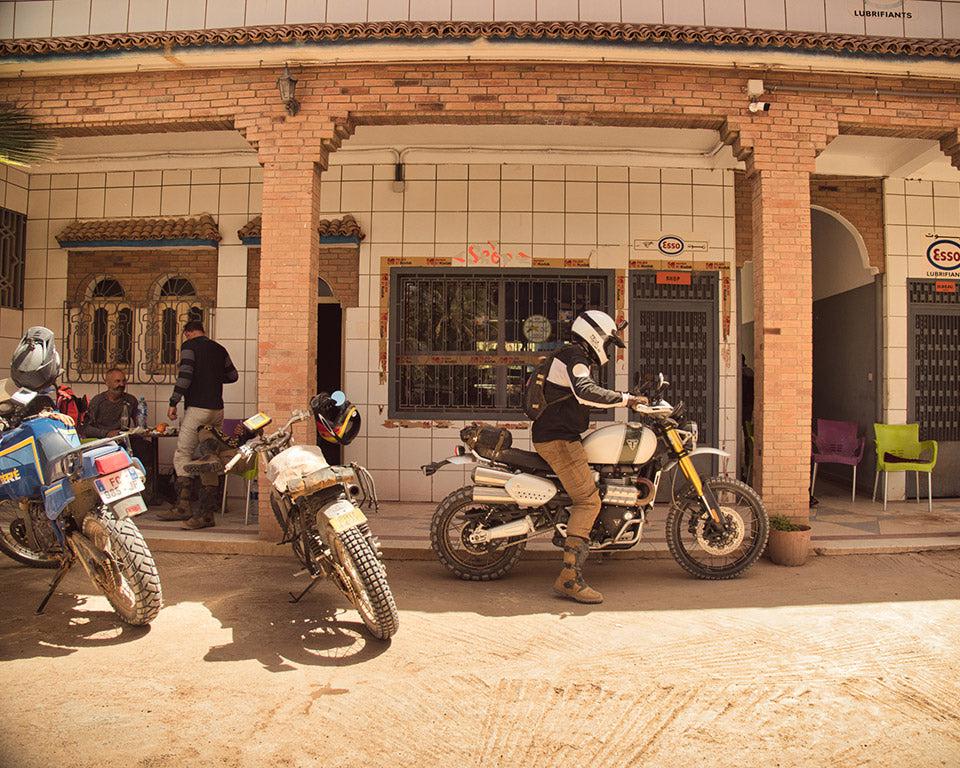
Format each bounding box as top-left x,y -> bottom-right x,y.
156,319 -> 238,530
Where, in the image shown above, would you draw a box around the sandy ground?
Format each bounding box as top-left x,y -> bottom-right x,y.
1,550 -> 959,768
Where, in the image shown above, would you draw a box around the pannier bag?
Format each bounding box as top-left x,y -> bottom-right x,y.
460,423 -> 512,460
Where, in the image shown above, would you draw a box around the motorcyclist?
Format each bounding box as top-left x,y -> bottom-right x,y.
533,310 -> 647,604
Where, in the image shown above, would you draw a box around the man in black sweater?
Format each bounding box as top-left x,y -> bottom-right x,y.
156,320 -> 238,529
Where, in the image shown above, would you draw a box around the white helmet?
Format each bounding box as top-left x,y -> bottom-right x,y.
570,310 -> 626,366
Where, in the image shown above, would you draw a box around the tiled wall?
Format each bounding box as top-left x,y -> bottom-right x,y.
0,165 -> 28,374
23,165 -> 263,467
327,161 -> 740,501
882,177 -> 960,497
1,0 -> 956,39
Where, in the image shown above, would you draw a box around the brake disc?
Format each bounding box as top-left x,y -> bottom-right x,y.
695,507 -> 746,556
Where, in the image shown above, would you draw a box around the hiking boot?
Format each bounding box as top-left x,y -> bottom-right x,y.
182,485 -> 218,530
553,535 -> 603,604
156,478 -> 193,521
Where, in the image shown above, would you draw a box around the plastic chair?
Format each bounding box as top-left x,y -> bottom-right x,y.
872,424 -> 938,512
219,418 -> 257,525
811,419 -> 864,502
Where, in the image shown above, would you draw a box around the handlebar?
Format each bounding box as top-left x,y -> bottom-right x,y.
224,409 -> 311,471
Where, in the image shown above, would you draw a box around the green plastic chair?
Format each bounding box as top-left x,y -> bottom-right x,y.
872,424 -> 938,512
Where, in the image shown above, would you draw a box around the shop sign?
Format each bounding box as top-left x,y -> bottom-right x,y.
926,238 -> 960,272
936,281 -> 957,294
656,271 -> 692,286
633,235 -> 708,254
856,0 -> 912,19
657,236 -> 685,256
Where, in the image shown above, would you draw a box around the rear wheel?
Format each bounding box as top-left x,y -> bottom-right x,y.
666,476 -> 768,580
430,487 -> 526,581
0,500 -> 59,569
332,526 -> 399,640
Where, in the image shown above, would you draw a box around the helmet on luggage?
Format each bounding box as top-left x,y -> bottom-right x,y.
310,390 -> 361,446
570,310 -> 626,366
11,326 -> 61,391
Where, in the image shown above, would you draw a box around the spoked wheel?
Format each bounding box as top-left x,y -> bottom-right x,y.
331,527 -> 398,640
430,486 -> 526,581
0,500 -> 59,569
83,514 -> 163,625
666,477 -> 769,580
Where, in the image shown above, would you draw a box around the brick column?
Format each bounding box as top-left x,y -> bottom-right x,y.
750,158 -> 815,522
256,159 -> 321,540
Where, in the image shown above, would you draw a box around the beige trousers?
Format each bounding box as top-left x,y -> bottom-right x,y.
173,407 -> 224,479
534,438 -> 601,540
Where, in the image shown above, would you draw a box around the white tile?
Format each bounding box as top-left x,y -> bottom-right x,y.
0,2 -> 14,38
50,173 -> 78,190
537,0 -> 578,19
502,164 -> 532,181
945,3 -> 960,38
745,0 -> 786,29
47,250 -> 67,279
435,211 -> 467,243
907,226 -> 930,258
319,180 -> 341,212
218,244 -> 247,276
579,0 -> 620,21
452,0 -> 494,20
218,183 -> 249,215
245,0 -> 286,25
165,0 -> 205,29
132,187 -> 161,217
403,212 -> 436,243
216,276 -> 247,309
52,0 -> 91,36
25,220 -> 47,251
400,471 -> 431,501
205,0 -> 245,26
128,0 -> 167,31
661,184 -> 693,215
28,188 -> 50,219
285,0 -> 327,22
933,182 -> 960,198
501,212 -> 532,242
214,307 -> 246,340
621,0 -> 661,22
661,168 -> 692,184
565,213 -> 596,245
934,197 -> 960,228
565,166 -> 595,182
692,216 -> 724,248
693,185 -> 724,217
403,179 -> 436,211
533,180 -> 564,212
48,219 -> 71,249
598,182 -> 628,214
106,170 -> 134,187
905,195 -> 934,226
220,168 -> 250,184
597,214 -> 629,245
785,0 -> 826,31
864,8 -> 903,35
404,164 -> 435,180
327,0 -> 368,22
903,1 -> 941,37
190,184 -> 219,215
436,180 -> 468,211
49,188 -> 77,219
885,224 -> 907,256
340,180 -> 372,212
217,213 -> 246,246
14,0 -> 53,37
247,184 -> 262,214
501,180 -> 533,211
25,250 -> 46,280
371,212 -> 403,241
411,0 -> 451,19
160,185 -> 189,216
704,0 -> 745,26
533,212 -> 565,244
884,194 -> 906,225
468,180 -> 500,211
467,211 -> 500,242
824,0 -> 865,34
373,180 -> 403,212
5,185 -> 26,214
663,0 -> 704,24
495,0 -> 536,19
904,179 -> 932,196
565,181 -> 596,213
437,164 -> 468,180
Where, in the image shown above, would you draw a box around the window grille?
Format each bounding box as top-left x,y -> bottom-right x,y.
0,207 -> 26,310
908,280 -> 960,442
389,269 -> 613,418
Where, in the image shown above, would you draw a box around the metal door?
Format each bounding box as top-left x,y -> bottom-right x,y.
629,272 -> 719,474
907,280 -> 960,497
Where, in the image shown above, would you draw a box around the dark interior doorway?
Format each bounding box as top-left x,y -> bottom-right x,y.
316,301 -> 343,465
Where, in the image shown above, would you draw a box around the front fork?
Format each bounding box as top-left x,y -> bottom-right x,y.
666,428 -> 723,526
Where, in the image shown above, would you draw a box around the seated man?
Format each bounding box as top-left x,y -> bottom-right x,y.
83,367 -> 155,482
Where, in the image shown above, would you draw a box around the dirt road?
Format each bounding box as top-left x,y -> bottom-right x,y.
1,551 -> 959,768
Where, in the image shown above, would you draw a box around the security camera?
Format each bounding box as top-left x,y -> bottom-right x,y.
749,101 -> 771,113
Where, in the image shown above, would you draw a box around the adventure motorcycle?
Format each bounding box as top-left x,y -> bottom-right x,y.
225,398 -> 398,640
424,374 -> 769,581
0,388 -> 162,624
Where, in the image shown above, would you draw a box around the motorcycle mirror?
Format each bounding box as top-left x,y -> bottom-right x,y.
331,390 -> 346,407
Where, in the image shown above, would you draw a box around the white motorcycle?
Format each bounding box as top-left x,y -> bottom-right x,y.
225,398 -> 398,640
424,374 -> 768,581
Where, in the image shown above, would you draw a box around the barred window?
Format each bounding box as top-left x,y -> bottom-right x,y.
81,277 -> 133,368
0,207 -> 26,310
389,269 -> 614,418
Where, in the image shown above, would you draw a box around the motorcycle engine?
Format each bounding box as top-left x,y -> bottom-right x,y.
595,505 -> 636,540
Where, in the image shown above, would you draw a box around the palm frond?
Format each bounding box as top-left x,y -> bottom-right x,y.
0,102 -> 57,167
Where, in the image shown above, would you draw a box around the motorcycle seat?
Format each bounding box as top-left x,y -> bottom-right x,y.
495,448 -> 552,474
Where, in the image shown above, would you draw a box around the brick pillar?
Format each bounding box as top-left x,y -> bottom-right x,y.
750,160 -> 815,522
257,159 -> 321,541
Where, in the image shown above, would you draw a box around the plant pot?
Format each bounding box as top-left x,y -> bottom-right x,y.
766,526 -> 812,567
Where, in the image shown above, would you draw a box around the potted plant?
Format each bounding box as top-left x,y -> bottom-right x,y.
766,514 -> 812,567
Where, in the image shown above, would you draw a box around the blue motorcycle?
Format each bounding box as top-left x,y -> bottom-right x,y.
0,387 -> 162,625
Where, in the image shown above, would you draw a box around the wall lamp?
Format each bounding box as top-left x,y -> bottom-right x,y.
277,65 -> 300,116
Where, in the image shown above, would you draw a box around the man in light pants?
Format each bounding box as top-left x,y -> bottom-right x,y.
156,319 -> 239,529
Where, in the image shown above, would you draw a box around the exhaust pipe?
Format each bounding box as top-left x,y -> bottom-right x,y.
472,466 -> 514,488
467,515 -> 536,544
472,486 -> 513,504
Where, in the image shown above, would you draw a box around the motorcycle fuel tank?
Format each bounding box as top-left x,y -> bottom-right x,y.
0,417 -> 80,500
582,423 -> 657,465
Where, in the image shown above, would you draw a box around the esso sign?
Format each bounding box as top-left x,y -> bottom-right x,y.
927,239 -> 960,271
658,236 -> 685,255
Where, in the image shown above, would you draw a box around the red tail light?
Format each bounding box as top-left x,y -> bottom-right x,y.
95,451 -> 130,475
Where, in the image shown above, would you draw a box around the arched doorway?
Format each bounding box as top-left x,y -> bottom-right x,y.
810,206 -> 880,499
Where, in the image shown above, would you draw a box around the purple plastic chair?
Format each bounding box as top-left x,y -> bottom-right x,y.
812,419 -> 865,502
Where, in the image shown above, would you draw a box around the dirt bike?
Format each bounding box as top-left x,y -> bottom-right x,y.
0,388 -> 162,625
424,373 -> 769,581
225,406 -> 398,640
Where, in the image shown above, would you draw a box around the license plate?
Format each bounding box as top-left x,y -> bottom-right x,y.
325,506 -> 367,533
95,467 -> 144,503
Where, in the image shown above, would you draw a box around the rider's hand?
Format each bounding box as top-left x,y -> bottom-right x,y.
108,430 -> 121,437
627,395 -> 649,410
167,405 -> 178,422
42,410 -> 75,427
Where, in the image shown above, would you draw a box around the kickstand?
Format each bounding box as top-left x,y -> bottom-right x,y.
36,558 -> 72,615
288,575 -> 322,604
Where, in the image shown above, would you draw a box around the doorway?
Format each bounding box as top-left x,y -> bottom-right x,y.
316,288 -> 343,465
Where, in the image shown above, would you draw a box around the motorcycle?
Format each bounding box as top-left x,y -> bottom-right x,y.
225,398 -> 398,640
0,387 -> 162,625
424,373 -> 769,581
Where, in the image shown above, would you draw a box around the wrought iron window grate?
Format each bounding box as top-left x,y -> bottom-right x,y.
0,207 -> 26,310
908,279 -> 960,442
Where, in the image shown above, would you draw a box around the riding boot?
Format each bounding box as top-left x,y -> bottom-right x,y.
182,485 -> 218,530
553,535 -> 603,604
156,477 -> 194,521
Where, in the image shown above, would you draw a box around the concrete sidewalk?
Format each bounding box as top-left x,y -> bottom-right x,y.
138,482 -> 960,559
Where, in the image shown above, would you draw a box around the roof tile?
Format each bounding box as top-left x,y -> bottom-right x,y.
57,214 -> 221,246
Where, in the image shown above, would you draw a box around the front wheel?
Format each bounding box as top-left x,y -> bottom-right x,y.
666,476 -> 769,580
332,527 -> 399,640
85,514 -> 163,625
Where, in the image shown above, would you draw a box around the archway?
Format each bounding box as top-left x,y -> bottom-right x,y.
810,206 -> 880,500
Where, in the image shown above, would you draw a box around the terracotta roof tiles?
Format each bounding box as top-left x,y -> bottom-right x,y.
237,214 -> 364,243
57,214 -> 221,247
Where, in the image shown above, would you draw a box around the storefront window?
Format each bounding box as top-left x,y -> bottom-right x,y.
389,269 -> 613,418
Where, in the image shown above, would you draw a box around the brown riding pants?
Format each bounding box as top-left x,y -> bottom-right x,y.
534,438 -> 601,540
